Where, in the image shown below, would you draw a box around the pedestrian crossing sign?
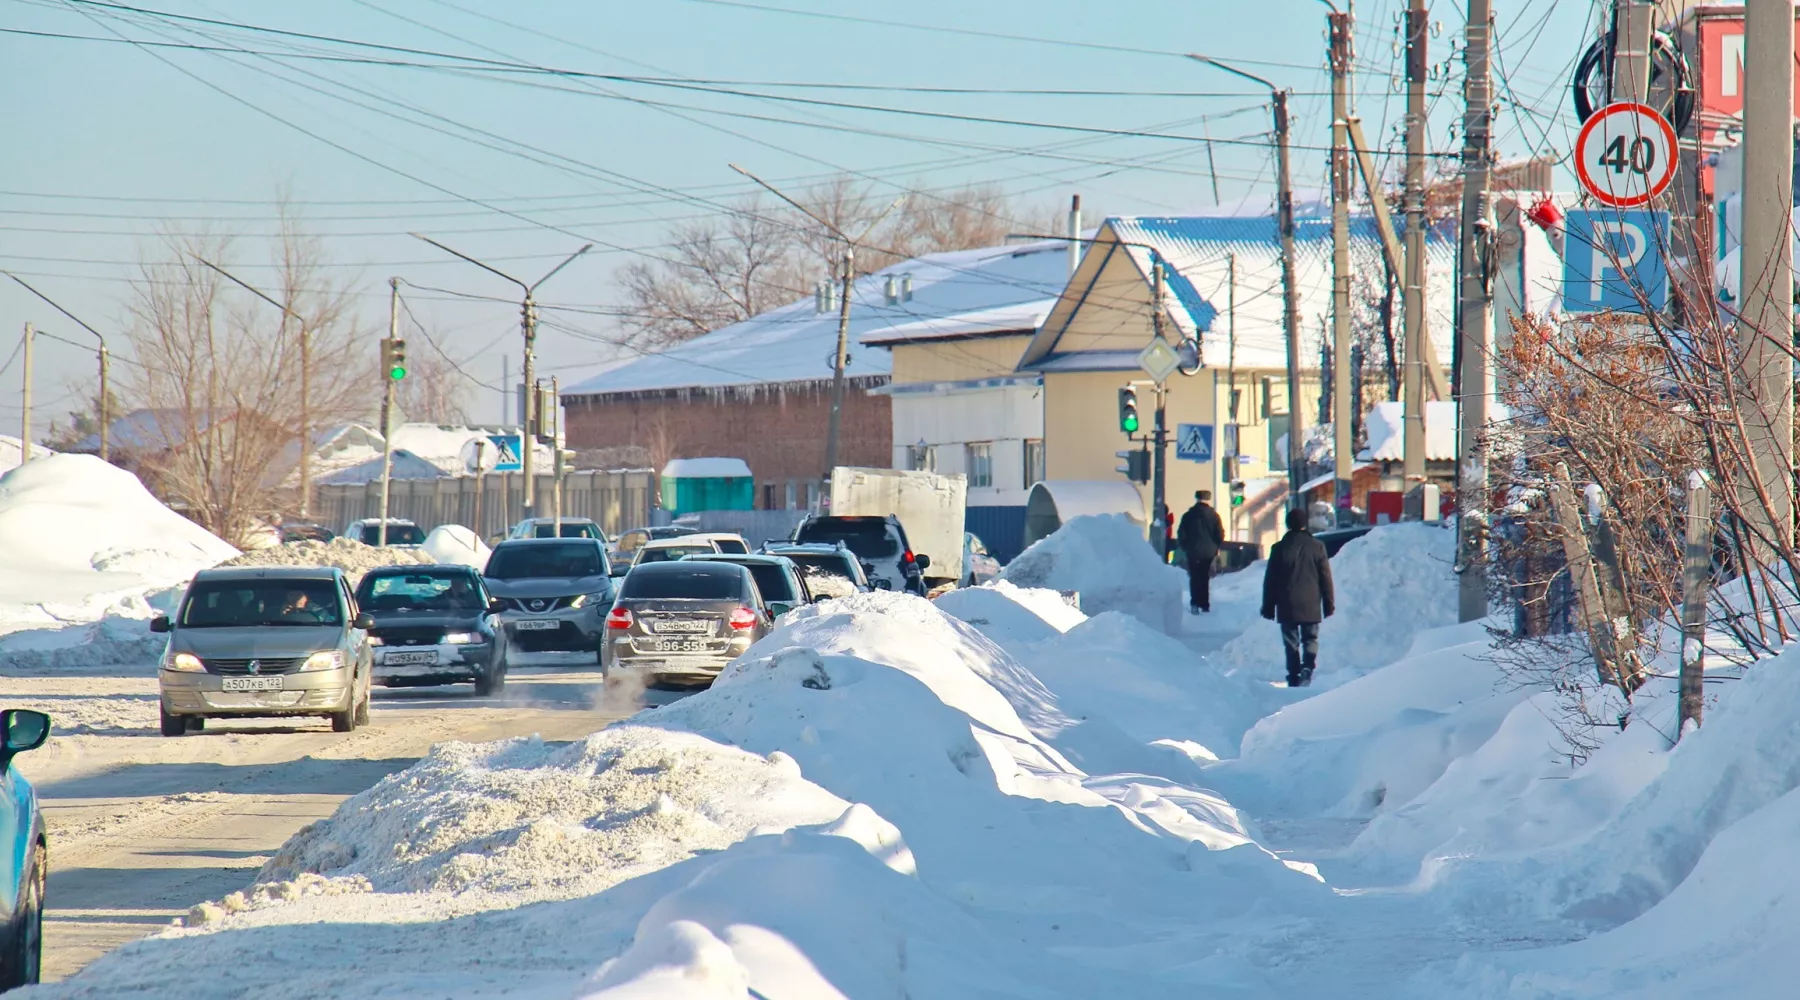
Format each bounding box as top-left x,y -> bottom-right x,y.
1176,423 -> 1214,463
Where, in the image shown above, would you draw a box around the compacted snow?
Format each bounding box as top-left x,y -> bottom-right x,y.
19,511 -> 1800,999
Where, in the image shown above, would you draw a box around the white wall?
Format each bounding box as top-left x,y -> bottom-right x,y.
889,383 -> 1044,506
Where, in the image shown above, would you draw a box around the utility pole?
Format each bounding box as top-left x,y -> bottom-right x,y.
728,164 -> 901,481
1186,55 -> 1302,506
1151,261 -> 1171,559
1328,6 -> 1355,524
551,375 -> 565,533
193,258 -> 315,517
19,323 -> 33,463
378,278 -> 399,548
412,235 -> 592,521
473,438 -> 487,541
4,271 -> 109,461
1402,0 -> 1430,490
1740,0 -> 1795,557
1457,0 -> 1495,623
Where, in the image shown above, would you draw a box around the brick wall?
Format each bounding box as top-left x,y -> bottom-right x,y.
562,378 -> 892,508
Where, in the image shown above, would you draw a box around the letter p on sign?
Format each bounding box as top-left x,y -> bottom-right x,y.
1563,209 -> 1669,314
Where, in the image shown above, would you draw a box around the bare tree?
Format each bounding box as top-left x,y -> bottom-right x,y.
122,217 -> 365,545
395,335 -> 475,425
617,176 -> 1058,351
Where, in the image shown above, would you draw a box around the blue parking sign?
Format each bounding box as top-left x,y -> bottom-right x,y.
1176,423 -> 1214,463
1562,209 -> 1668,314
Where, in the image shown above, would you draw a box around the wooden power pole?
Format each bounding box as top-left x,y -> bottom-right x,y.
1457,0 -> 1495,622
1402,0 -> 1431,489
1328,9 -> 1355,523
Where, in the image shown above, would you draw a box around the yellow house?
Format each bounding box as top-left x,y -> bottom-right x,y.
1016,213 -> 1455,553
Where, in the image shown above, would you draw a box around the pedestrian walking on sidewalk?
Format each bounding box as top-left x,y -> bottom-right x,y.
1176,490 -> 1225,613
1261,508 -> 1335,687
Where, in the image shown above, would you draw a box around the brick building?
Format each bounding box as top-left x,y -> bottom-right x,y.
560,243 -> 1071,512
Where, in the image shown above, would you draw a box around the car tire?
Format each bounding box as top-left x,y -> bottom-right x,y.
159,703 -> 186,737
354,691 -> 371,726
330,701 -> 357,733
2,844 -> 44,989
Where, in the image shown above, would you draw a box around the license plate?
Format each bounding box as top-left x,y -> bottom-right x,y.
514,620 -> 561,631
644,639 -> 710,653
222,676 -> 283,692
651,620 -> 711,635
384,650 -> 438,665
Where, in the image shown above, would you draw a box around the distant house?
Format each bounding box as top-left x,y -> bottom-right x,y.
559,242 -> 1070,513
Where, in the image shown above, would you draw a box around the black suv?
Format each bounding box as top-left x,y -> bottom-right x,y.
791,515 -> 926,595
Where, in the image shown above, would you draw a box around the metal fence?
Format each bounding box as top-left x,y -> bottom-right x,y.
314,470 -> 655,541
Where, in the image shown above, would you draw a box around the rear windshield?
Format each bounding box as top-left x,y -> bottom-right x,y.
358,523 -> 425,546
795,518 -> 898,558
622,567 -> 745,600
637,544 -> 714,565
534,522 -> 602,540
740,563 -> 795,602
357,571 -> 484,612
712,537 -> 750,555
486,542 -> 605,579
182,579 -> 343,627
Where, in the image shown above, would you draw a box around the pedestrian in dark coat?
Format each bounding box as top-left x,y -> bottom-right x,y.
1261,508 -> 1335,686
1176,490 -> 1225,613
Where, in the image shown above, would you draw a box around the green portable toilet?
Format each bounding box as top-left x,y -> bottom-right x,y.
660,458 -> 754,515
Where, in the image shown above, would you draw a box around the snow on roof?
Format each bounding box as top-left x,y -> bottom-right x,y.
662,457 -> 753,479
0,435 -> 51,475
316,449 -> 456,486
72,408 -> 220,453
1359,401 -> 1459,461
859,300 -> 1051,346
562,242 -> 1071,398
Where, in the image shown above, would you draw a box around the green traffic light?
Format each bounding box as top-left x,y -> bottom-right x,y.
389,365 -> 407,380
1121,413 -> 1139,433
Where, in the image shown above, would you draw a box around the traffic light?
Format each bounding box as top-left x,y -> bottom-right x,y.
1115,449 -> 1150,484
1230,480 -> 1247,507
1117,385 -> 1140,434
387,337 -> 407,380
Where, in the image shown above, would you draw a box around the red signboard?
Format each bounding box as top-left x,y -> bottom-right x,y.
1694,9 -> 1800,145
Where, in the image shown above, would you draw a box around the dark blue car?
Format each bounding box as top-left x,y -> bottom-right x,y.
1,709 -> 49,989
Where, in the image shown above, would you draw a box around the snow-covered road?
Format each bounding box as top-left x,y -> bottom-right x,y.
11,658 -> 684,981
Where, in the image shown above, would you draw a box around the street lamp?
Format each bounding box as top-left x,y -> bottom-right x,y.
4,271 -> 111,461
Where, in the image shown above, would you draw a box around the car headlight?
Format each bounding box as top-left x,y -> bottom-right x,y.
164,652 -> 204,673
300,650 -> 346,672
568,593 -> 607,609
443,631 -> 482,644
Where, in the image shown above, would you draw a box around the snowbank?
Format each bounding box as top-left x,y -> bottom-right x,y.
1212,522 -> 1458,685
218,536 -> 430,585
421,524 -> 490,569
932,578 -> 1085,646
998,513 -> 1187,634
0,433 -> 49,475
0,454 -> 236,635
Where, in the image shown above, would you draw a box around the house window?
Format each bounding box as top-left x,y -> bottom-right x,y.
965,442 -> 993,488
785,479 -> 798,510
906,444 -> 937,472
762,483 -> 777,510
1023,439 -> 1045,488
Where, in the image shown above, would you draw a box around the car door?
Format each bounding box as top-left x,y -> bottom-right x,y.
0,765 -> 19,920
341,578 -> 370,688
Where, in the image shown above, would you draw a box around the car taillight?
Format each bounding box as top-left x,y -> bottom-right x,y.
606,607 -> 633,630
728,607 -> 758,630
903,549 -> 915,564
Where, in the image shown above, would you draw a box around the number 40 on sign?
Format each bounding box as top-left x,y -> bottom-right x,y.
1575,102 -> 1678,208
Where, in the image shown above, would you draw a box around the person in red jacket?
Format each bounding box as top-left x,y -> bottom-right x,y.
1261,508 -> 1336,687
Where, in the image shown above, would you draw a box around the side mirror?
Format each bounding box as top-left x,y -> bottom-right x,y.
768,601 -> 795,618
150,615 -> 172,634
488,599 -> 507,615
353,613 -> 376,630
914,554 -> 932,571
1,709 -> 50,771
872,579 -> 893,591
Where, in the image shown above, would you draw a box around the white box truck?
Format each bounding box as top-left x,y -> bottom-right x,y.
826,467 -> 966,588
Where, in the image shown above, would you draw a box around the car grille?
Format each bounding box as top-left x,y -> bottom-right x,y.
503,596 -> 575,613
374,626 -> 448,646
205,657 -> 306,676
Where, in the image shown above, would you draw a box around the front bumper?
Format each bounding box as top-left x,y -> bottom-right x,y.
160,666 -> 355,716
372,642 -> 494,686
499,606 -> 603,651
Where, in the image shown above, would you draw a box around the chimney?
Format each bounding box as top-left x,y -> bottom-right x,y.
1068,193 -> 1083,275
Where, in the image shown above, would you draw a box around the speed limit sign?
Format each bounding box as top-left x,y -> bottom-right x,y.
1574,102 -> 1678,208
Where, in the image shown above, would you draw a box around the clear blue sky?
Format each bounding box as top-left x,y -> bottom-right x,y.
0,0 -> 1598,436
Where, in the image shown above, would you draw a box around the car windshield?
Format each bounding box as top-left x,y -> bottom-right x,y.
357,571 -> 484,612
181,579 -> 344,627
795,518 -> 899,558
358,523 -> 425,546
533,522 -> 602,540
486,542 -> 604,579
638,544 -> 714,565
622,567 -> 745,600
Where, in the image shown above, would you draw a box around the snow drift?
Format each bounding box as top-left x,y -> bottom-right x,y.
218,535 -> 430,585
998,513 -> 1187,634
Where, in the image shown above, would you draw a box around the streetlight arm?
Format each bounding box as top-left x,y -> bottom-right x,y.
193,256 -> 299,323
3,270 -> 106,349
1186,54 -> 1279,96
852,196 -> 906,246
410,232 -> 529,294
528,244 -> 595,295
730,163 -> 845,240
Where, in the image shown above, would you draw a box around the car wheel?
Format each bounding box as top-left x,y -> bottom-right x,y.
354,691 -> 371,726
159,703 -> 186,737
2,842 -> 44,988
330,700 -> 357,733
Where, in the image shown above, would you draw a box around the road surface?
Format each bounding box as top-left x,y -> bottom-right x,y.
10,660 -> 678,982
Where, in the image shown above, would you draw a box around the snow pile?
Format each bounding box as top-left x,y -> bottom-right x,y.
998,513 -> 1187,634
218,535 -> 430,585
1212,522 -> 1458,685
0,454 -> 237,635
421,524 -> 490,568
931,578 -> 1084,645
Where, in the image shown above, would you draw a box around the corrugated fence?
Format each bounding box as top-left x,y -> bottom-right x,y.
314,470 -> 655,541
